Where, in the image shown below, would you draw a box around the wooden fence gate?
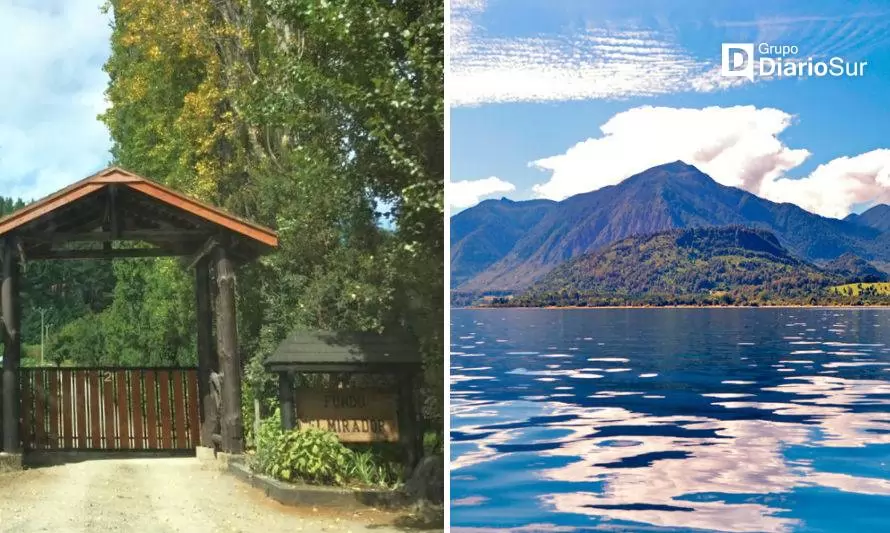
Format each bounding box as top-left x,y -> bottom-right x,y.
19,368 -> 200,451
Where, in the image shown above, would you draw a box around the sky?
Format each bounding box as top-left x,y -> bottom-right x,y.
449,0 -> 890,219
0,1 -> 112,202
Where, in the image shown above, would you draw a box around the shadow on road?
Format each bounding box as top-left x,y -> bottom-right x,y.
368,504 -> 445,532
23,450 -> 195,469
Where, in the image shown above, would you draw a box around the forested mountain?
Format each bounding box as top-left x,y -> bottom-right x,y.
8,1 -> 443,428
822,253 -> 889,283
455,161 -> 884,292
450,198 -> 555,287
513,227 -> 844,306
846,204 -> 890,232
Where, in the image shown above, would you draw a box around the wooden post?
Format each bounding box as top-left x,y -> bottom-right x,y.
1,242 -> 21,453
278,372 -> 295,430
214,247 -> 243,453
195,257 -> 218,448
398,369 -> 420,473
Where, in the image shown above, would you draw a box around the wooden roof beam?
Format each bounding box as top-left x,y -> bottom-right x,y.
186,236 -> 221,270
18,229 -> 213,245
28,247 -> 190,260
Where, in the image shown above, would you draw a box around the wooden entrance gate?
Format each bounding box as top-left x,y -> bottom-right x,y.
19,368 -> 200,451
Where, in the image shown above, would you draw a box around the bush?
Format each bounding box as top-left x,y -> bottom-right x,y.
252,410 -> 352,485
251,409 -> 285,475
346,448 -> 402,488
251,410 -> 404,488
241,356 -> 278,449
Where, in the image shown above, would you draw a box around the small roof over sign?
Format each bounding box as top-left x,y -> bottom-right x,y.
264,330 -> 421,372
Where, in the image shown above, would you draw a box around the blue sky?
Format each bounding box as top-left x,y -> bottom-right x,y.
449,0 -> 890,219
0,1 -> 111,202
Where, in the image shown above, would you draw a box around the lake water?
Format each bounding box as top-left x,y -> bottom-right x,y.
450,308 -> 890,532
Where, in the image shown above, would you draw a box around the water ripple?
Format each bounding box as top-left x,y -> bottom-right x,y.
451,308 -> 890,532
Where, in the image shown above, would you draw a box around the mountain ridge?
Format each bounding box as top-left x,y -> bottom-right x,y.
517,226 -> 836,305
453,161 -> 885,292
450,196 -> 557,287
846,204 -> 890,232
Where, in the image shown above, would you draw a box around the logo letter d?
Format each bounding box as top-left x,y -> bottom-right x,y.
721,43 -> 754,81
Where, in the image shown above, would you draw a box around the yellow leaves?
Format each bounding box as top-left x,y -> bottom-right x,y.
114,0 -> 216,63
105,0 -> 251,204
175,74 -> 237,202
116,73 -> 150,101
193,160 -> 220,201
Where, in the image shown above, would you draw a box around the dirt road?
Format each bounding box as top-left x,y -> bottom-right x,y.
0,457 -> 438,533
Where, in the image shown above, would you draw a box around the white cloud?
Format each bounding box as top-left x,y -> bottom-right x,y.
530,106 -> 809,199
529,105 -> 890,219
764,150 -> 890,219
449,176 -> 516,208
450,25 -> 731,106
0,1 -> 112,201
449,3 -> 890,107
449,2 -> 752,106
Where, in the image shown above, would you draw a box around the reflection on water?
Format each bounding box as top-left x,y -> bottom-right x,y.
450,309 -> 890,532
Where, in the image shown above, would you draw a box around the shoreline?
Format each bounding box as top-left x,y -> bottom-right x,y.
455,304 -> 890,310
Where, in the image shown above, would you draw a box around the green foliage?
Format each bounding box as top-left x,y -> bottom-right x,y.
253,411 -> 351,486
46,314 -> 106,366
424,429 -> 444,456
346,448 -> 401,488
0,194 -> 117,356
251,410 -> 402,488
97,0 -> 443,433
5,1 -> 442,447
43,258 -> 196,367
503,226 -> 890,308
242,355 -> 279,447
251,409 -> 285,476
829,282 -> 890,296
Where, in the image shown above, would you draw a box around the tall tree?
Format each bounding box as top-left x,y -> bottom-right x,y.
99,0 -> 443,424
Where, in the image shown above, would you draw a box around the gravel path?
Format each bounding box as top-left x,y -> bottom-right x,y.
0,458 -> 437,533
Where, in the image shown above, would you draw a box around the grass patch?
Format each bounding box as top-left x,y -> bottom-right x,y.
829,282 -> 890,296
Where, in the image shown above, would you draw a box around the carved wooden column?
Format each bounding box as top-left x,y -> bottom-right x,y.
195,256 -> 218,448
1,241 -> 21,453
214,246 -> 243,453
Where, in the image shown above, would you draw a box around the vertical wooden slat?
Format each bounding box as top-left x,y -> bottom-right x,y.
172,370 -> 187,449
34,370 -> 46,449
116,371 -> 130,450
185,369 -> 200,448
20,371 -> 32,450
48,371 -> 59,449
75,371 -> 87,449
102,372 -> 115,449
158,371 -> 172,449
61,370 -> 73,449
130,370 -> 144,450
145,371 -> 159,449
89,371 -> 101,448
20,367 -> 199,451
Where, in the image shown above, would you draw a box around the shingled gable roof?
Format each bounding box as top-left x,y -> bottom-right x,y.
264,330 -> 421,372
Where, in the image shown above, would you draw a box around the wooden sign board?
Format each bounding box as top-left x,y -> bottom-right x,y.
295,388 -> 399,443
